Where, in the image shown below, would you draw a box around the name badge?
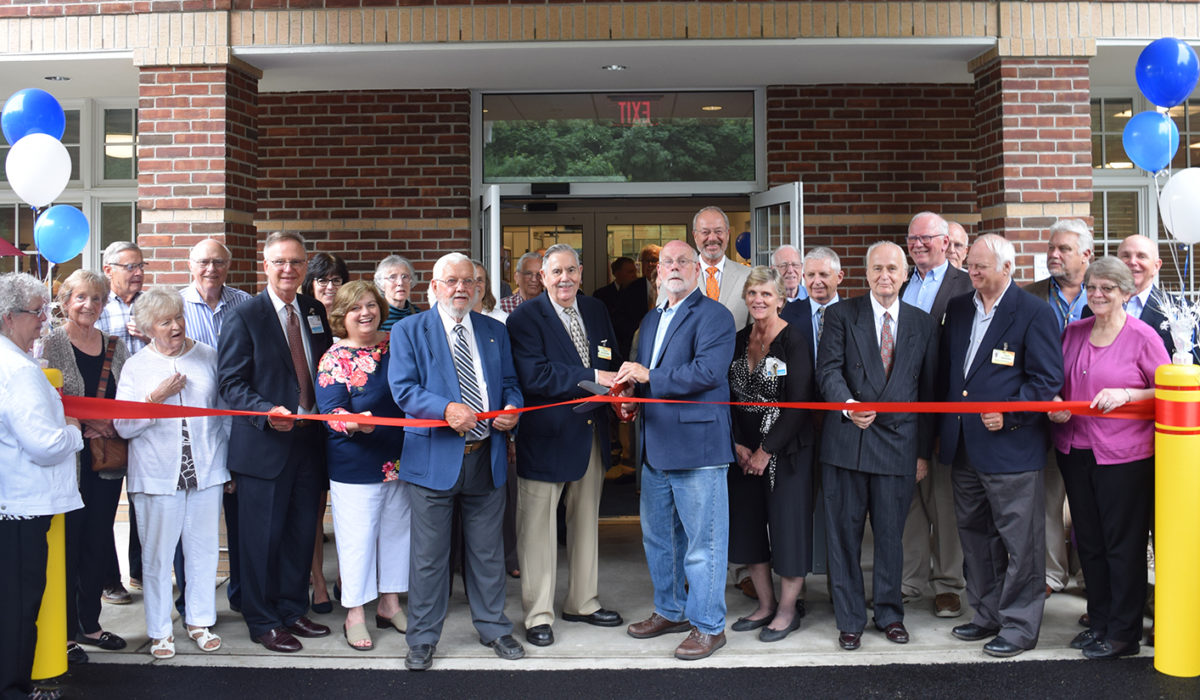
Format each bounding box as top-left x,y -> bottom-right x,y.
597,345 -> 613,361
991,348 -> 1015,367
764,358 -> 788,377
307,315 -> 325,334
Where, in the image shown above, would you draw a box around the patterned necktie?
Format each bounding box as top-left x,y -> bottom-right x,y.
564,307 -> 590,368
285,305 -> 315,410
705,266 -> 720,300
880,311 -> 895,377
452,324 -> 488,440
815,306 -> 826,345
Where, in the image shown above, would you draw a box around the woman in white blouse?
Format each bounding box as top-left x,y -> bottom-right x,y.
114,288 -> 230,659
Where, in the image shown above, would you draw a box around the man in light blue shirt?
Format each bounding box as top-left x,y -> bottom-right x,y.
771,244 -> 807,303
182,239 -> 253,348
901,212 -> 951,314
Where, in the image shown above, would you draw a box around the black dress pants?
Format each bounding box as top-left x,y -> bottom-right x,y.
0,516 -> 50,700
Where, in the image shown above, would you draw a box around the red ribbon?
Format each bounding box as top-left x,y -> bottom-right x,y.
63,394 -> 1154,429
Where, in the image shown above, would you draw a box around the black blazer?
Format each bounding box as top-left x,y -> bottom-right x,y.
508,293 -> 621,483
899,263 -> 973,329
218,291 -> 332,480
730,323 -> 815,456
781,298 -> 818,370
817,295 -> 937,475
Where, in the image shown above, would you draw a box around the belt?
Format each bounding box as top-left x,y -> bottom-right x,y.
463,438 -> 489,455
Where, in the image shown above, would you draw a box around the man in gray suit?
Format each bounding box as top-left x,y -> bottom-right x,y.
817,241 -> 938,651
692,206 -> 750,329
898,212 -> 974,619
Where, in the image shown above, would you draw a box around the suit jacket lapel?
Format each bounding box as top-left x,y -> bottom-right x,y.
966,289 -> 1017,382
888,305 -> 921,385
656,291 -> 697,364
538,295 -> 580,362
256,292 -> 296,374
852,298 -> 887,392
473,312 -> 501,405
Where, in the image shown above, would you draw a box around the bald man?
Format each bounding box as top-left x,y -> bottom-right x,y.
947,222 -> 969,270
1116,234 -> 1194,361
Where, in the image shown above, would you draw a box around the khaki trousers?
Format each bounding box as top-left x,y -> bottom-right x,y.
517,430 -> 605,629
900,460 -> 965,598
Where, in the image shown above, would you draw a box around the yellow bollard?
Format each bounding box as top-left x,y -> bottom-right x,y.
1154,363 -> 1200,677
32,367 -> 68,681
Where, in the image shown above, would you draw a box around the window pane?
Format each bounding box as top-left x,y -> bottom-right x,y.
483,92 -> 755,183
104,108 -> 137,180
100,202 -> 138,251
64,110 -> 81,181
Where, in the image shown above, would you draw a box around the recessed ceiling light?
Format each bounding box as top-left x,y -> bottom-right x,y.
601,64 -> 627,71
1107,161 -> 1134,169
44,75 -> 70,82
701,105 -> 723,112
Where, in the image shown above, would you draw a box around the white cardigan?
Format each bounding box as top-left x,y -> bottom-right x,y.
113,341 -> 230,495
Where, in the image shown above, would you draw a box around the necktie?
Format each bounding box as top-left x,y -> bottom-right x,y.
815,306 -> 825,345
286,305 -> 315,410
705,266 -> 720,300
564,307 -> 590,368
880,311 -> 895,377
452,324 -> 488,441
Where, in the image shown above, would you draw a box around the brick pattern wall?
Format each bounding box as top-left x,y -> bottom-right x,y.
973,56 -> 1092,278
136,63 -> 261,288
256,89 -> 471,296
766,84 -> 977,295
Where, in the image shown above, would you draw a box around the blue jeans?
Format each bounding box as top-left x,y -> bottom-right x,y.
640,464 -> 729,635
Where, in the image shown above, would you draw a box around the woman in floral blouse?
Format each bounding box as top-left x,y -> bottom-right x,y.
314,281 -> 410,651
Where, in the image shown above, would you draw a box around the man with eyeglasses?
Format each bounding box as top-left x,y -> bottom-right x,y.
771,245 -> 808,303
499,252 -> 544,315
1023,218 -> 1093,601
95,240 -> 148,605
615,239 -> 736,661
389,252 -> 524,671
692,206 -> 749,329
948,221 -> 970,270
898,211 -> 972,620
217,231 -> 333,653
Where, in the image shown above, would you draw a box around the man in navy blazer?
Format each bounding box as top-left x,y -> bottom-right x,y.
615,240 -> 736,661
1118,234 -> 1197,361
817,242 -> 938,651
389,252 -> 524,671
218,232 -> 333,652
781,246 -> 844,370
939,235 -> 1064,658
508,244 -> 625,648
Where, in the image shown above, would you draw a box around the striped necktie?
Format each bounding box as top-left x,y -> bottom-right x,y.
452,324 -> 487,440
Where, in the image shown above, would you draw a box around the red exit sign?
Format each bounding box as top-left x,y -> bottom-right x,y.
617,100 -> 652,126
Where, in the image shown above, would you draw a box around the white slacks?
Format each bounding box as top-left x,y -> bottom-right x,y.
131,484 -> 223,640
329,479 -> 411,608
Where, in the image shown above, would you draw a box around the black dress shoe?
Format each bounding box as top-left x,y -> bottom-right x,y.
731,614 -> 773,632
952,622 -> 1000,642
287,616 -> 331,638
75,631 -> 127,650
483,634 -> 525,660
405,643 -> 436,671
983,637 -> 1026,658
1083,639 -> 1139,660
66,642 -> 89,665
838,631 -> 862,650
875,620 -> 909,644
254,627 -> 302,653
1070,629 -> 1101,650
526,624 -> 554,647
562,608 -> 623,627
758,615 -> 802,643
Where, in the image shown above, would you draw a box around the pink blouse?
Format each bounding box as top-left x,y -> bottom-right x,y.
1053,316 -> 1168,465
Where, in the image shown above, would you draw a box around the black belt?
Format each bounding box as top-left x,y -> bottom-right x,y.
464,438 -> 489,455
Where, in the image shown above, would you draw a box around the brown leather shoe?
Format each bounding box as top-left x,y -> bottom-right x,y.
934,593 -> 963,618
287,616 -> 331,638
674,627 -> 726,660
254,627 -> 302,653
627,612 -> 691,639
876,620 -> 910,644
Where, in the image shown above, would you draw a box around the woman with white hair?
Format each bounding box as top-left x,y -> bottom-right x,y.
114,288 -> 230,659
376,255 -> 420,332
0,273 -> 83,699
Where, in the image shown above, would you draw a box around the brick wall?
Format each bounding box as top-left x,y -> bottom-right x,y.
256,89 -> 471,296
766,84 -> 977,294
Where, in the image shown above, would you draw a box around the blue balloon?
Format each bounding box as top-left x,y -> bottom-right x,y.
1135,38 -> 1200,108
34,205 -> 90,264
735,231 -> 751,260
1,89 -> 66,145
1122,111 -> 1180,173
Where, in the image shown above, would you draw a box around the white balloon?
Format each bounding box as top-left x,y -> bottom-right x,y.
4,133 -> 71,208
1160,168 -> 1200,245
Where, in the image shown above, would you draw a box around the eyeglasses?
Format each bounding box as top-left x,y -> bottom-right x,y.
658,257 -> 695,268
267,259 -> 307,269
110,262 -> 146,272
314,277 -> 344,288
381,273 -> 412,284
696,228 -> 728,237
906,234 -> 946,246
774,262 -> 802,271
12,305 -> 49,320
435,278 -> 477,289
191,258 -> 229,268
1085,284 -> 1120,295
517,270 -> 539,278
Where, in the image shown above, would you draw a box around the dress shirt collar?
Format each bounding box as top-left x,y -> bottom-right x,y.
436,302 -> 475,337
869,293 -> 900,330
913,260 -> 948,283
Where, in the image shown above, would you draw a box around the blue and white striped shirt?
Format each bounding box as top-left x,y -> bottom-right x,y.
181,284 -> 253,348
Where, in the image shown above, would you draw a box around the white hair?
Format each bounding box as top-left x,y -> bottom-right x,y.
431,252 -> 473,282
1048,219 -> 1093,254
103,241 -> 141,266
803,246 -> 841,273
975,234 -> 1016,272
770,244 -> 801,266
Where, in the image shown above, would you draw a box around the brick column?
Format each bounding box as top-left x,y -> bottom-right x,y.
136,61 -> 261,289
972,56 -> 1092,281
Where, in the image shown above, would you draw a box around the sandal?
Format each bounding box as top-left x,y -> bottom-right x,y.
344,622 -> 373,651
150,637 -> 175,659
375,608 -> 407,634
187,626 -> 222,652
